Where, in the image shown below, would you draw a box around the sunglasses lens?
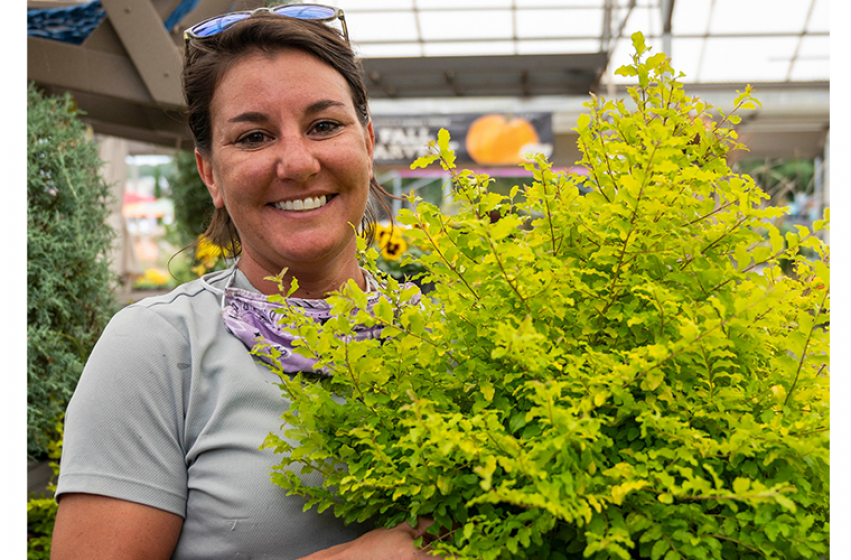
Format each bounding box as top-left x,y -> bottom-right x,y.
191,13 -> 251,37
273,5 -> 337,20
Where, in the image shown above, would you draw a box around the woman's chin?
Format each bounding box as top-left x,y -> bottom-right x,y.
267,236 -> 358,271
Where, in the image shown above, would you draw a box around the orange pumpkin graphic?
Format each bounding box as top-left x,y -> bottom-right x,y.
465,114 -> 540,166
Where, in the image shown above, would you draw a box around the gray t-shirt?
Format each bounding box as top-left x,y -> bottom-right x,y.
55,267 -> 368,559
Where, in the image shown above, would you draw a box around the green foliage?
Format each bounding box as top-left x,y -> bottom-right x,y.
27,420 -> 64,559
165,149 -> 233,281
27,498 -> 58,560
27,84 -> 118,460
262,34 -> 829,559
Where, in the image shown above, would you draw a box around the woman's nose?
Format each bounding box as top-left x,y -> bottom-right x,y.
276,135 -> 321,183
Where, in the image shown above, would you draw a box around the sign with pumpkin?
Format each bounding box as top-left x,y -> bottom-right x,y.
372,112 -> 552,166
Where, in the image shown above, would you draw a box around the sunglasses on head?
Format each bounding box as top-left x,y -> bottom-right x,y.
184,3 -> 349,57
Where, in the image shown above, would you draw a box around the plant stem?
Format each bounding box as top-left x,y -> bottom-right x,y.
784,288 -> 829,405
415,212 -> 481,301
703,534 -> 765,556
624,290 -> 778,388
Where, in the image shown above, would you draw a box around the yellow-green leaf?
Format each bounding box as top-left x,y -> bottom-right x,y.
481,381 -> 495,401
732,477 -> 750,495
411,153 -> 437,170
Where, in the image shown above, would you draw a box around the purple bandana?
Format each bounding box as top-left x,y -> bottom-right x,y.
221,269 -> 421,376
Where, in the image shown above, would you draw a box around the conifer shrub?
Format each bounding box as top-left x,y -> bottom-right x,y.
261,34 -> 829,559
27,84 -> 118,459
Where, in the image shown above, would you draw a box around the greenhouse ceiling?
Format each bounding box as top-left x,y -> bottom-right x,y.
27,0 -> 829,150
340,0 -> 829,86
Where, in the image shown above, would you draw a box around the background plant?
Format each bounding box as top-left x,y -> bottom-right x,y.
164,149 -> 231,280
167,149 -> 215,249
27,420 -> 63,559
732,158 -> 822,276
27,83 -> 118,460
371,223 -> 430,290
261,33 -> 829,559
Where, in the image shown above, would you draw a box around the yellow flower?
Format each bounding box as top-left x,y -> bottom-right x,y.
371,224 -> 410,261
191,264 -> 208,278
196,235 -> 224,262
194,235 -> 231,273
140,268 -> 169,286
372,224 -> 392,242
380,235 -> 408,261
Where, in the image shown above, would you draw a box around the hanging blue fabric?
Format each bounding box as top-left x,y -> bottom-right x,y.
28,0 -> 206,45
164,0 -> 202,33
27,0 -> 106,45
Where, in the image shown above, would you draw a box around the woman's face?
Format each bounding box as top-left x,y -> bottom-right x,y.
196,48 -> 374,288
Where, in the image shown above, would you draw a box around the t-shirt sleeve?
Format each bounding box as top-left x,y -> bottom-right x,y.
55,305 -> 190,518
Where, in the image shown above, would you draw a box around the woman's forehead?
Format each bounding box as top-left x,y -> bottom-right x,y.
220,48 -> 341,86
211,49 -> 355,114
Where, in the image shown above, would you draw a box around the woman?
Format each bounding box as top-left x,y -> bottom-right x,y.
50,7 -> 437,560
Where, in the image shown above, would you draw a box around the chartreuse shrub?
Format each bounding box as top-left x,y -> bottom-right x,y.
261,33 -> 829,559
27,83 -> 118,460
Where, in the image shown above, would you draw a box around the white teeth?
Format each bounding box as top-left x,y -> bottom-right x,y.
275,195 -> 328,212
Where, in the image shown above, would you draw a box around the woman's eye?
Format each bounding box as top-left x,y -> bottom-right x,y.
312,121 -> 341,135
236,131 -> 269,146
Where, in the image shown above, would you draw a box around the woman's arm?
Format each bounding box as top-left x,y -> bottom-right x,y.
50,493 -> 183,560
300,517 -> 439,560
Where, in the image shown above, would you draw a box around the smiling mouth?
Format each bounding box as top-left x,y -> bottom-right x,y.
272,194 -> 333,212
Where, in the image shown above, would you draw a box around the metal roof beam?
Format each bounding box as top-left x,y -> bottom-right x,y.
786,0 -> 819,82
28,35 -> 155,105
100,0 -> 184,107
661,0 -> 675,55
151,0 -> 186,20
361,53 -> 607,99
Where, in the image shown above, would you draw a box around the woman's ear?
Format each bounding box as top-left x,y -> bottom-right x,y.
195,148 -> 225,208
365,119 -> 376,180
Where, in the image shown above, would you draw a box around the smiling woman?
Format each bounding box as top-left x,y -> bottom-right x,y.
49,8 -> 435,560
194,48 -> 377,298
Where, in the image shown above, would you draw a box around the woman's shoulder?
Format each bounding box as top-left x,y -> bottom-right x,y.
82,267 -> 246,393
124,268 -> 232,315
107,268 -> 235,344
130,268 -> 231,309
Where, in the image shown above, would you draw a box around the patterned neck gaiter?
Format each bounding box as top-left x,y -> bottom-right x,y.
220,266 -> 421,376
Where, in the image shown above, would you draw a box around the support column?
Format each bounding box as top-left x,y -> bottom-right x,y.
97,134 -> 142,291
821,129 -> 830,245
660,0 -> 675,57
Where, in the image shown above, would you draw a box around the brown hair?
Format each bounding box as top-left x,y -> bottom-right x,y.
182,13 -> 392,256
